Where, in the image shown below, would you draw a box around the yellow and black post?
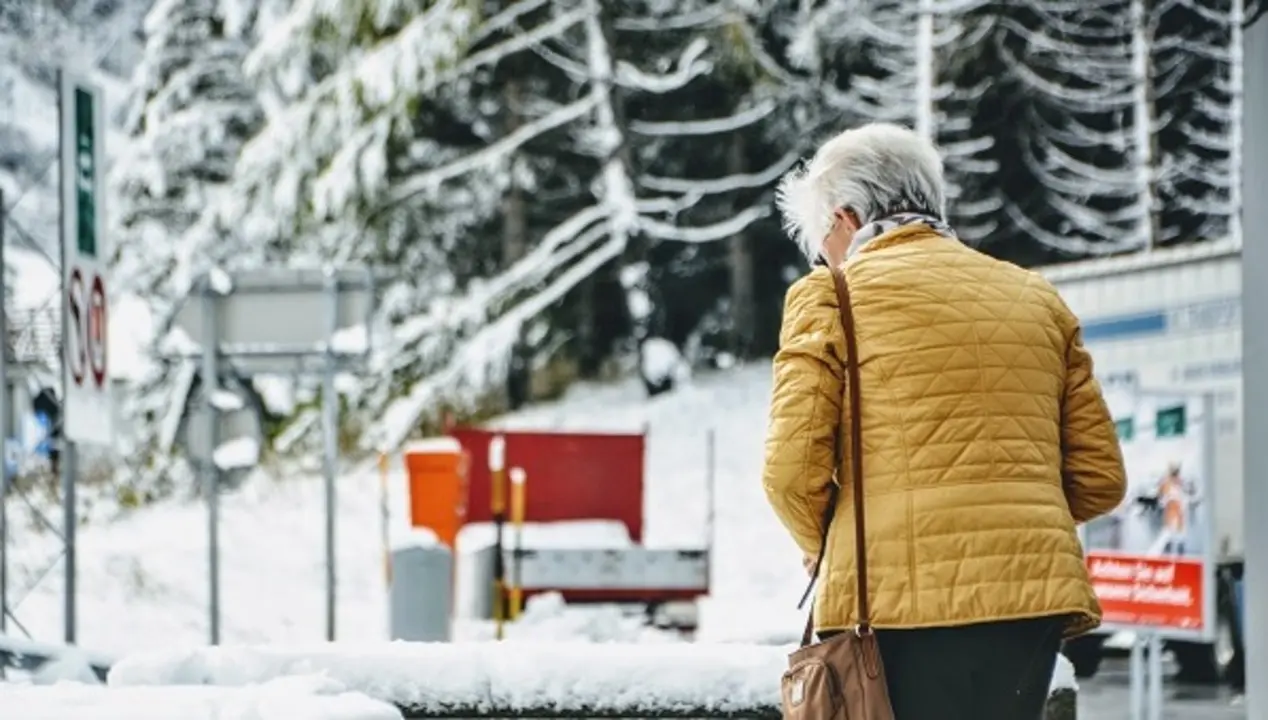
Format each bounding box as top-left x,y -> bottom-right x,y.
378,452 -> 391,587
509,467 -> 527,619
488,435 -> 508,639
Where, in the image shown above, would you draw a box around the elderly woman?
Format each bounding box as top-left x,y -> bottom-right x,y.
763,122 -> 1127,720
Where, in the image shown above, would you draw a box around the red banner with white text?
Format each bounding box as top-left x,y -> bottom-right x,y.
1087,552 -> 1205,632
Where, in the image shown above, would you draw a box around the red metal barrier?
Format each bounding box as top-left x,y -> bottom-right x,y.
449,427 -> 646,543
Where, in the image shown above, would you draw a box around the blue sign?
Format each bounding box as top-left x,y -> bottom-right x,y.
32,411 -> 51,458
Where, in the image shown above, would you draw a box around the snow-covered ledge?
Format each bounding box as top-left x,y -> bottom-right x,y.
108,642 -> 1078,719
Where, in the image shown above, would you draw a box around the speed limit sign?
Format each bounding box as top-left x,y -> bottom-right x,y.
59,68 -> 112,445
66,268 -> 107,389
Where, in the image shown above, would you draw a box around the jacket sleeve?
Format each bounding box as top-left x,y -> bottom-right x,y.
762,269 -> 846,558
1057,302 -> 1128,524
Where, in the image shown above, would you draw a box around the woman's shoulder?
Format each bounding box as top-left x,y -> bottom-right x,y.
779,268 -> 844,344
784,266 -> 839,311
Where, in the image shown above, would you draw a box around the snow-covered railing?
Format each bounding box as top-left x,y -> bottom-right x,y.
0,632 -> 115,682
106,642 -> 1078,719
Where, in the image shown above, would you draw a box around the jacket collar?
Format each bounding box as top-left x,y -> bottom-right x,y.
854,223 -> 958,256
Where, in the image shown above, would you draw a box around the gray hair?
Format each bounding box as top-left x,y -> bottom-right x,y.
775,122 -> 946,261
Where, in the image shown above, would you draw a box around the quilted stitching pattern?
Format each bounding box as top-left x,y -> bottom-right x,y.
762,226 -> 1127,638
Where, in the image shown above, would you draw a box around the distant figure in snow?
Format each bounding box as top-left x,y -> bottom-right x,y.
762,122 -> 1127,720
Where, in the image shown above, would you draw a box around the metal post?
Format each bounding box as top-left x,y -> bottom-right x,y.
704,428 -> 716,552
201,283 -> 221,645
1129,635 -> 1145,720
1242,8 -> 1268,718
0,187 -> 7,638
488,435 -> 506,639
322,267 -> 338,642
1146,632 -> 1164,720
55,74 -> 77,644
61,446 -> 76,643
379,452 -> 391,588
509,467 -> 526,619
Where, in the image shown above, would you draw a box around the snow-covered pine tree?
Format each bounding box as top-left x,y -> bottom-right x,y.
228,0 -> 787,448
608,1 -> 794,367
224,0 -> 615,447
1153,0 -> 1243,245
749,1 -> 1002,243
108,0 -> 263,490
111,0 -> 262,309
928,2 -> 1006,243
995,0 -> 1146,256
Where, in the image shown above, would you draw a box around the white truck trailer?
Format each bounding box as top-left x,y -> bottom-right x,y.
1039,238 -> 1243,685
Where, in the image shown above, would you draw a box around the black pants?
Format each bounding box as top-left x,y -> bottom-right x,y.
827,616 -> 1064,720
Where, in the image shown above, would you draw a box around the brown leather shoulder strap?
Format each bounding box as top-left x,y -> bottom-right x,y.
829,266 -> 870,630
797,265 -> 869,647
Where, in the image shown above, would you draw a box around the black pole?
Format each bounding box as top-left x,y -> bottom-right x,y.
0,187 -> 8,642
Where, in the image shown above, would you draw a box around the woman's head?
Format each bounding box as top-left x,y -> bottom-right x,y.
776,123 -> 946,265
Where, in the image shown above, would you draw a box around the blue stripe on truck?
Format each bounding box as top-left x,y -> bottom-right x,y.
1081,312 -> 1167,342
1077,297 -> 1240,342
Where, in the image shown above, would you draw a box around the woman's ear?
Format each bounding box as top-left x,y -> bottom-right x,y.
840,208 -> 861,231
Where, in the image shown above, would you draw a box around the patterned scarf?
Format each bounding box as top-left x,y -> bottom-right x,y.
847,212 -> 957,258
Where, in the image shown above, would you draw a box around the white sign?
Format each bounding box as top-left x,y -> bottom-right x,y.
59,70 -> 112,446
1081,390 -> 1217,641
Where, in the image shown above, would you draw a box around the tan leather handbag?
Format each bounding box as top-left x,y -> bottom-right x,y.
780,266 -> 895,720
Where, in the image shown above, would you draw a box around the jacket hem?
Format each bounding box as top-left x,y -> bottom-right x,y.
815,606 -> 1100,640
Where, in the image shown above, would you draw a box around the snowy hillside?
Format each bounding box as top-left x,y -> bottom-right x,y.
8,363 -> 800,655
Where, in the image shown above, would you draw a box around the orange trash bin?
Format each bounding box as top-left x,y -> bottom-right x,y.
403,438 -> 468,550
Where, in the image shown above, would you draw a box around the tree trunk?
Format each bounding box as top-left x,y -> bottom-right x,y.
501,78 -> 527,266
914,0 -> 935,139
501,78 -> 530,407
1229,0 -> 1245,246
1131,0 -> 1162,249
727,131 -> 755,359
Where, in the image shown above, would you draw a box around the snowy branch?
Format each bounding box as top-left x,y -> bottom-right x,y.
629,100 -> 776,137
638,204 -> 771,243
640,151 -> 799,195
387,95 -> 601,205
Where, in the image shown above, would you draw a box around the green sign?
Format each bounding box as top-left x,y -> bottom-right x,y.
1156,405 -> 1187,438
74,86 -> 97,258
1115,417 -> 1134,441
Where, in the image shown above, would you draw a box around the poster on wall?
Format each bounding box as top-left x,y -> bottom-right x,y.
1081,390 -> 1217,641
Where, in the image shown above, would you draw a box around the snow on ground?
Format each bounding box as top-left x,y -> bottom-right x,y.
10,362 -> 790,656
8,465 -> 399,655
1,676 -> 403,720
103,620 -> 1077,710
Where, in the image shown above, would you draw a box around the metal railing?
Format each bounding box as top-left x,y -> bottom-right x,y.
393,688 -> 1078,719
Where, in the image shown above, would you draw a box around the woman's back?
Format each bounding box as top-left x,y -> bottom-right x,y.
765,223 -> 1124,638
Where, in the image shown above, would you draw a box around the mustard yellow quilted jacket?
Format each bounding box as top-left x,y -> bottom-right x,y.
763,225 -> 1127,638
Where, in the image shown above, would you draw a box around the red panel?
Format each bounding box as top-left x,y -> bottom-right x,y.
451,428 -> 645,543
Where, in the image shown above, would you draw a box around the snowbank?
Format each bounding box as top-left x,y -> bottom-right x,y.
1051,653 -> 1078,692
108,642 -> 786,715
108,637 -> 1076,715
454,591 -> 679,644
694,598 -> 805,645
1,676 -> 402,720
